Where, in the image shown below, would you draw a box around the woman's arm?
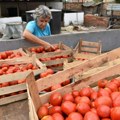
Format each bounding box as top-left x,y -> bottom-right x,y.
23,29 -> 53,48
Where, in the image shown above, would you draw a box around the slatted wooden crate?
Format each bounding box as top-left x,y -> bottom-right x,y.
74,39 -> 102,61
26,47 -> 120,120
0,56 -> 47,105
24,43 -> 73,71
0,48 -> 28,60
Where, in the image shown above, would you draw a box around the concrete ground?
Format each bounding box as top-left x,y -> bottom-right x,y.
0,99 -> 29,120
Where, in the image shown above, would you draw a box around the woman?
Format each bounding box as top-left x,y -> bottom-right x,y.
23,5 -> 54,48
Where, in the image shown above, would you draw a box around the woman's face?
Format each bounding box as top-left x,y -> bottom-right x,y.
37,16 -> 50,30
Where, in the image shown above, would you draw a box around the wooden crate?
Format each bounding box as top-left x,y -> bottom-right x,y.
74,39 -> 102,61
24,43 -> 73,71
0,48 -> 28,60
0,56 -> 47,105
26,47 -> 120,120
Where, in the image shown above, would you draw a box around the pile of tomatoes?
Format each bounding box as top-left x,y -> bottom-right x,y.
29,44 -> 60,53
37,78 -> 120,120
0,63 -> 37,75
39,69 -> 71,92
0,50 -> 25,60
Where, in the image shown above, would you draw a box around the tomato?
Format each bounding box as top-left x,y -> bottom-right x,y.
0,70 -> 4,75
76,102 -> 90,115
75,96 -> 81,104
97,105 -> 110,118
106,82 -> 118,92
52,113 -> 64,120
79,87 -> 92,97
41,115 -> 54,120
78,96 -> 91,105
113,94 -> 120,107
40,72 -> 48,78
63,93 -> 74,102
66,112 -> 83,120
111,79 -> 120,87
2,82 -> 9,87
46,69 -> 54,74
84,111 -> 100,120
94,96 -> 112,108
110,92 -> 120,101
49,92 -> 62,106
61,101 -> 76,115
30,47 -> 36,53
98,88 -> 110,97
61,80 -> 70,86
97,79 -> 108,88
1,63 -> 9,68
1,52 -> 7,59
90,108 -> 97,114
90,91 -> 98,101
27,63 -> 33,69
111,107 -> 120,120
49,106 -> 62,115
17,79 -> 26,84
51,84 -> 62,91
37,106 -> 48,119
9,80 -> 18,85
72,90 -> 79,97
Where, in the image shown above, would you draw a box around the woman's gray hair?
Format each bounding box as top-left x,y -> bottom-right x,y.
33,5 -> 52,20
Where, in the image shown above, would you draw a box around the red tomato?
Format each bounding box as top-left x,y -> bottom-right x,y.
27,63 -> 33,69
51,84 -> 62,91
72,90 -> 79,97
63,93 -> 74,102
66,112 -> 83,120
46,69 -> 54,74
84,111 -> 100,120
30,47 -> 36,53
41,115 -> 54,120
1,52 -> 7,59
17,79 -> 26,84
106,82 -> 118,92
49,92 -> 62,106
110,92 -> 120,101
94,96 -> 112,108
90,91 -> 98,101
97,79 -> 108,88
111,107 -> 120,120
61,80 -> 70,86
61,101 -> 76,115
78,96 -> 91,105
113,94 -> 120,107
97,105 -> 110,118
79,87 -> 92,97
52,113 -> 64,120
40,72 -> 48,78
37,106 -> 49,119
49,106 -> 62,115
90,108 -> 97,114
76,102 -> 90,115
9,80 -> 18,85
98,88 -> 110,97
75,96 -> 81,104
2,82 -> 9,87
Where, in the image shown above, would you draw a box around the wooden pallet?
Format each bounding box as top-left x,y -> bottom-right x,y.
26,47 -> 120,120
0,56 -> 47,105
74,39 -> 102,61
24,43 -> 73,71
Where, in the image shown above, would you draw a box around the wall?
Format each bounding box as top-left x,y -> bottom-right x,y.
0,29 -> 120,52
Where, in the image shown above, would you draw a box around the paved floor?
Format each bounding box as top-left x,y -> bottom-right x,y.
0,99 -> 29,120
